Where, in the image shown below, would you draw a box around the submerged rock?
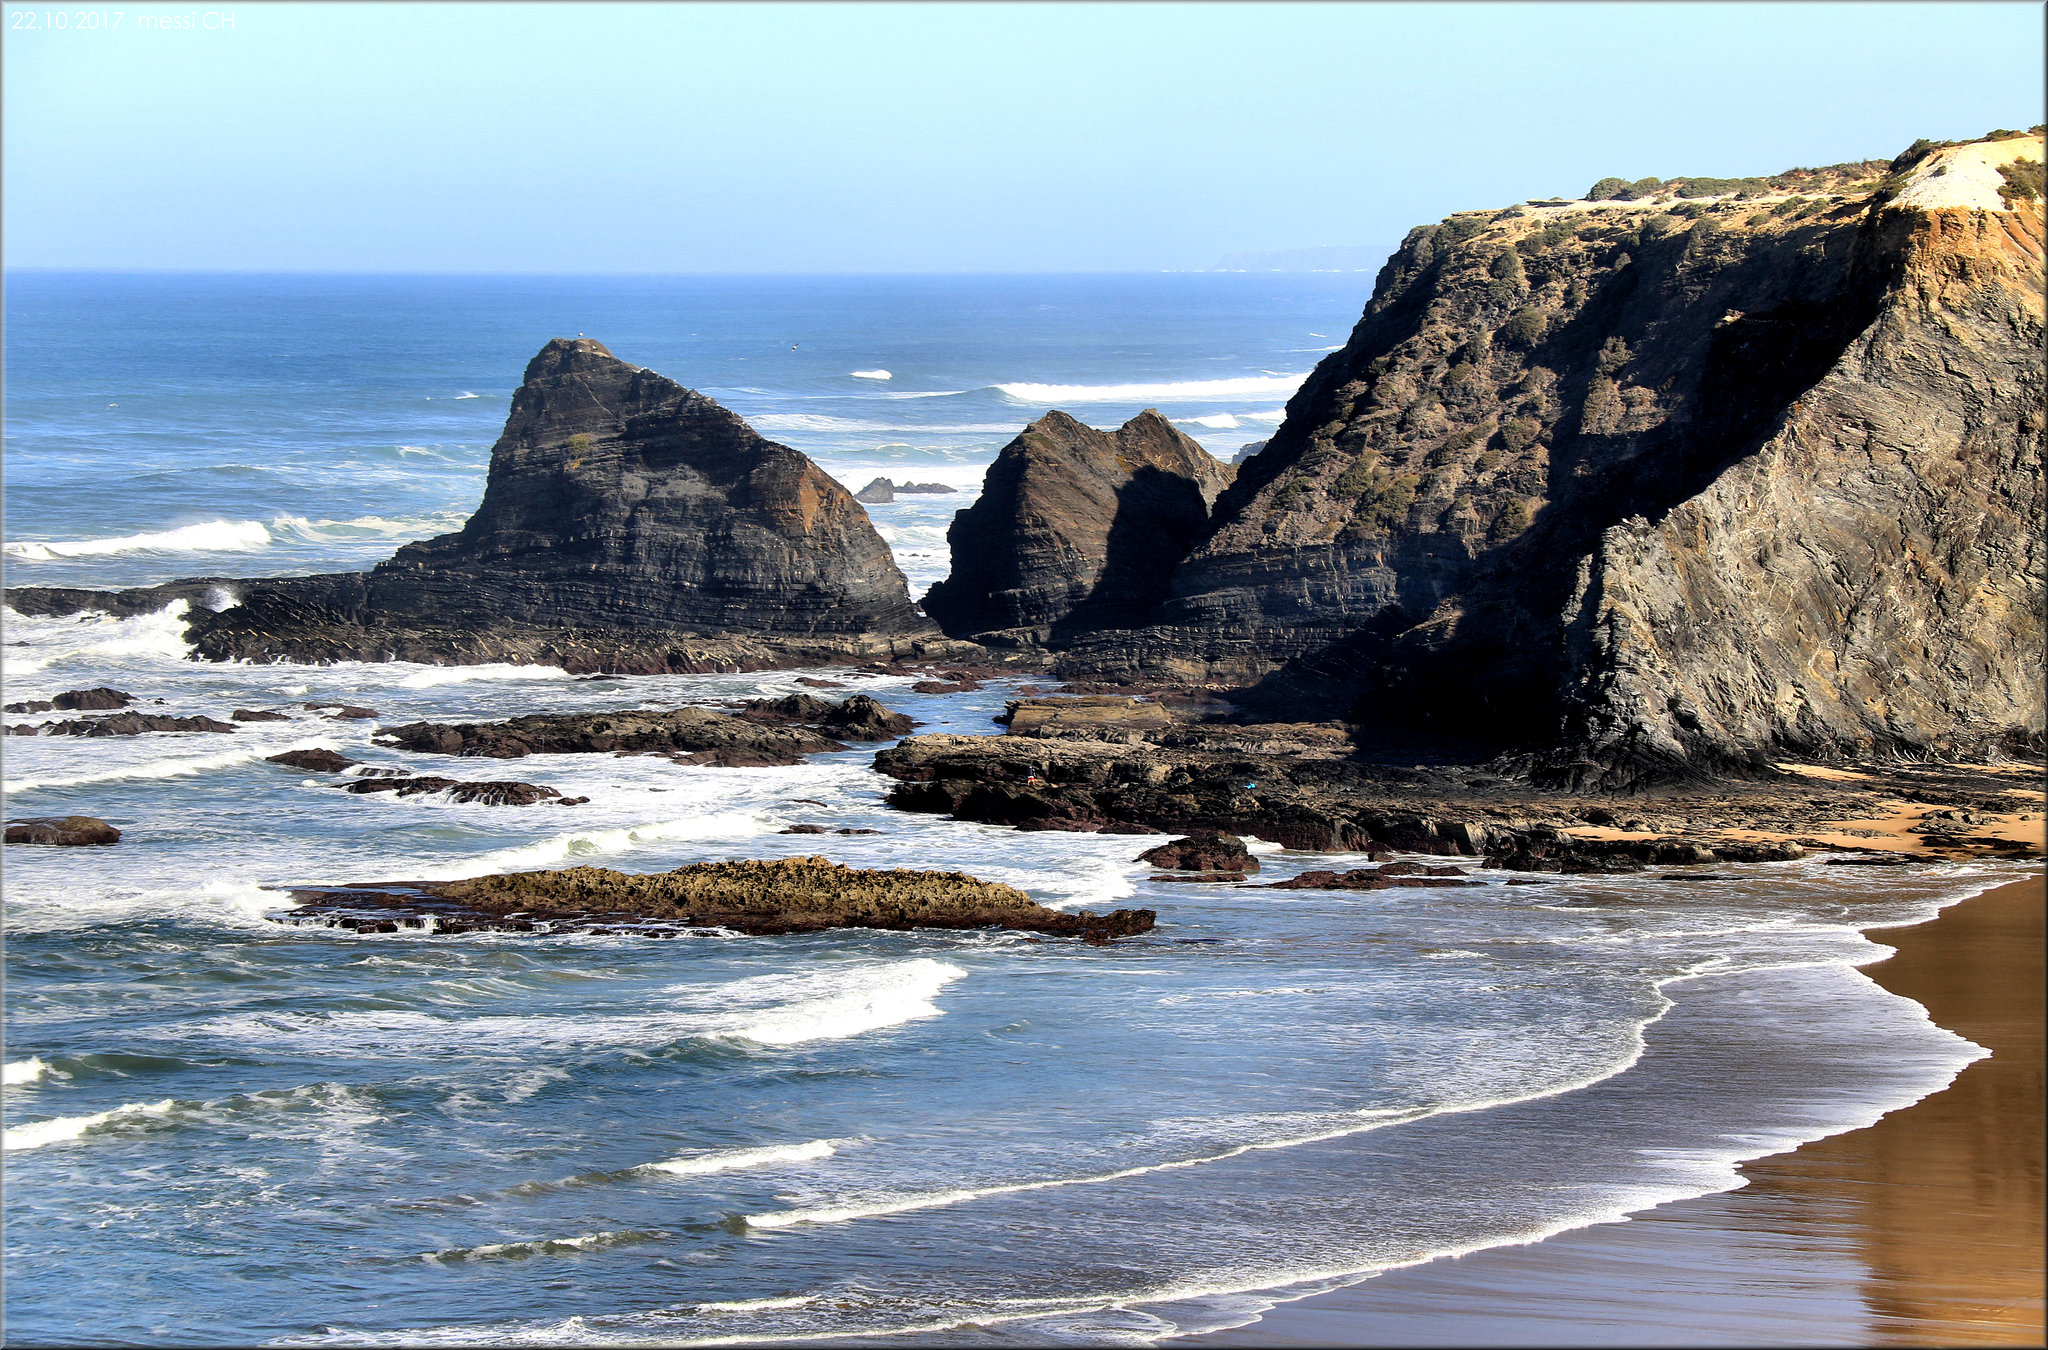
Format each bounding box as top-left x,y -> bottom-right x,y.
5,688 -> 134,714
6,816 -> 122,846
36,713 -> 236,737
341,775 -> 566,806
307,702 -> 377,719
1258,866 -> 1482,890
279,856 -> 1155,940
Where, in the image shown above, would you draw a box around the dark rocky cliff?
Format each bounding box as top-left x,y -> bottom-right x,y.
10,340 -> 955,671
1062,134 -> 2046,782
370,339 -> 926,637
922,410 -> 1233,644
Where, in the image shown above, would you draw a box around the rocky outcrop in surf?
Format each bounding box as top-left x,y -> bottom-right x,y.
854,478 -> 956,504
6,340 -> 962,672
1052,132 -> 2045,784
373,704 -> 858,766
921,410 -> 1233,644
278,857 -> 1156,940
5,816 -> 122,846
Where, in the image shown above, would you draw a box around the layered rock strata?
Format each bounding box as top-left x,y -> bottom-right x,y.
276,857 -> 1156,940
922,410 -> 1233,643
1055,134 -> 2045,784
7,340 -> 960,671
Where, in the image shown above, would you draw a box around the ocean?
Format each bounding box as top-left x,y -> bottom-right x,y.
0,271 -> 2023,1345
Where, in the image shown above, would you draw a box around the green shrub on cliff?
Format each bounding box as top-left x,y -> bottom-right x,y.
1498,308 -> 1548,349
1500,416 -> 1543,453
1586,176 -> 1665,201
1339,469 -> 1422,541
1443,214 -> 1489,243
1998,158 -> 2043,204
1488,497 -> 1533,542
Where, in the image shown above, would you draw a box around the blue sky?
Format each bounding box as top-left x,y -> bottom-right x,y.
5,1 -> 2041,272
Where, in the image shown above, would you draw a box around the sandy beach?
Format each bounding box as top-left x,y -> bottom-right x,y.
1187,874 -> 2046,1347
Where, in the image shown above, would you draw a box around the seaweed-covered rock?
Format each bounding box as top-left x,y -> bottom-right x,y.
279,856 -> 1154,940
375,706 -> 845,761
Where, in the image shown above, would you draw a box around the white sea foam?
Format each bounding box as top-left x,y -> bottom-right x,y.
1176,413 -> 1241,429
394,662 -> 571,690
716,960 -> 965,1046
3,743 -> 275,795
4,519 -> 272,561
694,1295 -> 821,1313
995,374 -> 1307,404
452,392 -> 483,400
742,1105 -> 1427,1230
4,1057 -> 55,1086
424,1230 -> 652,1263
196,961 -> 959,1056
269,512 -> 466,544
636,1138 -> 839,1177
849,370 -> 892,380
397,812 -> 771,881
3,1098 -> 176,1151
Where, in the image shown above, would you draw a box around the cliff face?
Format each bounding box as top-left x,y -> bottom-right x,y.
1066,134 -> 2045,781
922,410 -> 1233,643
368,339 -> 926,637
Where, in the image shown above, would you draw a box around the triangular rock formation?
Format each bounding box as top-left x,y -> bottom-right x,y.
922,410 -> 1232,642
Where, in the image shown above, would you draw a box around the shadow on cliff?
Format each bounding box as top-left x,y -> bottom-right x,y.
1051,467 -> 1214,640
1224,212 -> 1906,786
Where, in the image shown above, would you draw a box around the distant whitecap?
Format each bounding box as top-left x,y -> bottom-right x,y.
995,374 -> 1307,403
850,369 -> 892,381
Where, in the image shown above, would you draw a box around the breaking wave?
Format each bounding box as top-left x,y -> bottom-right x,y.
6,520 -> 272,560
849,370 -> 892,380
3,1098 -> 177,1151
4,1057 -> 55,1086
635,1138 -> 839,1177
3,512 -> 465,562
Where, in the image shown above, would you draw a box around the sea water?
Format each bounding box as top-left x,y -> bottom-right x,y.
1,272 -> 2024,1345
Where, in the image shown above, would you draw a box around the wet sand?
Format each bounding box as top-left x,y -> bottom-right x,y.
1188,876 -> 2045,1347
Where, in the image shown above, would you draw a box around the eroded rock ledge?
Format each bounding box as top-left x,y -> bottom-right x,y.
873,698 -> 2045,863
276,856 -> 1155,940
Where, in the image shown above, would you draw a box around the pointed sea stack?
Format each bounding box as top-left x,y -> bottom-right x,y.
10,340 -> 962,673
369,339 -> 926,637
922,410 -> 1233,643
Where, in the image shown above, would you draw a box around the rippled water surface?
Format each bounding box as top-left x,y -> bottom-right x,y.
1,274 -> 2024,1344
